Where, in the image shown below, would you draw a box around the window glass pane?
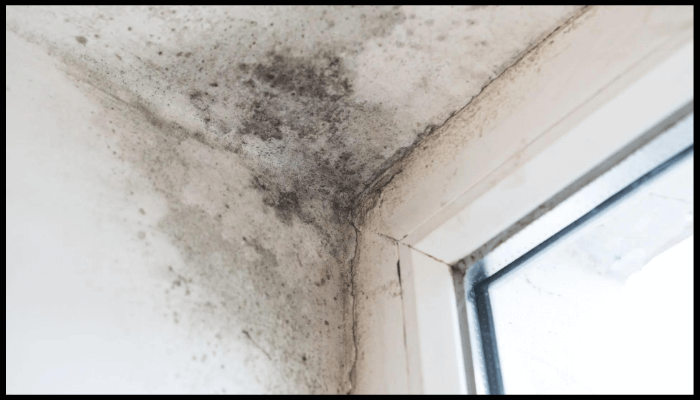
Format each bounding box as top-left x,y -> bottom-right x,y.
488,152 -> 693,394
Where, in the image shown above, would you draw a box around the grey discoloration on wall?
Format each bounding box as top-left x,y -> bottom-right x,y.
88,86 -> 355,392
6,5 -> 582,393
6,6 -> 582,222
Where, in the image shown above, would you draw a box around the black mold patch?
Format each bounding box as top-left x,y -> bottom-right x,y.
239,99 -> 284,141
275,191 -> 302,225
235,51 -> 354,142
19,6 -> 415,237
189,90 -> 215,112
252,175 -> 303,225
179,45 -> 392,231
251,53 -> 351,101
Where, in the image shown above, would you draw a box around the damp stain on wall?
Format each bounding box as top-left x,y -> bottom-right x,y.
6,5 -> 583,394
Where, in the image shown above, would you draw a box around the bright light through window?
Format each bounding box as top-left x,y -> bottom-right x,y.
465,112 -> 693,394
489,153 -> 693,394
613,234 -> 694,394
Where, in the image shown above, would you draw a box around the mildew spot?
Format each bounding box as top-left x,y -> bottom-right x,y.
6,5 -> 586,393
233,51 -> 354,143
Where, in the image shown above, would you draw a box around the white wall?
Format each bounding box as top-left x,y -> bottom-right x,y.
6,31 -> 354,394
4,6 -> 586,394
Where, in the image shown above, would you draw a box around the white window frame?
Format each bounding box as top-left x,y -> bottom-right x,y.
359,6 -> 693,394
463,109 -> 693,394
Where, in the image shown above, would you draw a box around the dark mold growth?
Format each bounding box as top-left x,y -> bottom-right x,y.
275,192 -> 302,226
12,6 -> 422,239
11,5 -> 557,393
234,51 -> 353,143
189,90 -> 214,112
176,45 -> 400,232
75,35 -> 87,45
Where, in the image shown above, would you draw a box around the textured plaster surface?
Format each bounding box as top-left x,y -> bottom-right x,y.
6,6 -> 581,218
349,229 -> 407,394
6,31 -> 354,394
6,6 -> 581,394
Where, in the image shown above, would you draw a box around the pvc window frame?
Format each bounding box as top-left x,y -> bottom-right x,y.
464,108 -> 694,394
390,9 -> 693,394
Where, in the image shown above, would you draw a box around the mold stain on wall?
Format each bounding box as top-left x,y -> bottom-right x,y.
54,81 -> 357,392
6,5 -> 584,393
